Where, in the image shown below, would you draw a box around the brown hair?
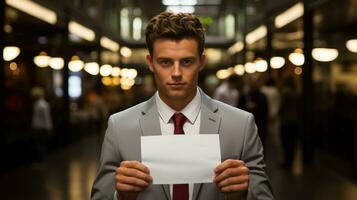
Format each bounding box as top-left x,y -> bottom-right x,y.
145,12 -> 205,56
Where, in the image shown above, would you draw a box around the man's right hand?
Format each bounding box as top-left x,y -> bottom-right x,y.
115,161 -> 153,200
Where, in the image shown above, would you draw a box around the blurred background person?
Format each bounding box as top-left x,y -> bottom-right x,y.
213,75 -> 239,107
280,76 -> 302,170
238,76 -> 268,149
31,86 -> 53,163
261,77 -> 281,147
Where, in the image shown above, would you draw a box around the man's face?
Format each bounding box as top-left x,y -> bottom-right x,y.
146,38 -> 205,106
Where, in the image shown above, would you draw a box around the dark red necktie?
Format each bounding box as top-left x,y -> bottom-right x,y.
172,113 -> 189,200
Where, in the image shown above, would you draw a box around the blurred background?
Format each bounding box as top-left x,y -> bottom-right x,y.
0,0 -> 356,199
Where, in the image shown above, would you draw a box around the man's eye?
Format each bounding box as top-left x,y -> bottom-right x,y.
159,60 -> 171,66
182,59 -> 194,66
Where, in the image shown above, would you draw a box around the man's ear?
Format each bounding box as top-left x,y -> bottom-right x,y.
146,54 -> 154,72
199,54 -> 206,71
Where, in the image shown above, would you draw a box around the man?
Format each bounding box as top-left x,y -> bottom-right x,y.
91,12 -> 274,200
214,75 -> 239,107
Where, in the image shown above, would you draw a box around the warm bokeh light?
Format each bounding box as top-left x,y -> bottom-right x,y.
101,77 -> 112,86
100,36 -> 120,52
216,69 -> 231,79
294,66 -> 303,75
100,64 -> 113,77
245,62 -> 256,74
6,0 -> 57,25
49,57 -> 64,70
254,59 -> 268,72
120,46 -> 132,58
9,62 -> 18,71
34,52 -> 50,68
111,67 -> 121,77
84,62 -> 100,75
312,48 -> 338,62
346,39 -> 357,53
112,77 -> 121,86
3,46 -> 20,61
68,56 -> 84,72
274,2 -> 304,29
289,48 -> 305,66
234,64 -> 245,76
68,21 -> 95,42
270,56 -> 285,69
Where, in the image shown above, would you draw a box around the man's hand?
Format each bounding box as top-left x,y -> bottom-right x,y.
115,161 -> 153,200
213,159 -> 249,200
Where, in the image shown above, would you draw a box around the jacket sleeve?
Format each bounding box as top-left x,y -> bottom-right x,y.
242,114 -> 275,200
91,116 -> 121,200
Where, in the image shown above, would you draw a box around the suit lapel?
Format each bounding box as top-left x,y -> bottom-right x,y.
193,89 -> 221,200
139,96 -> 161,136
139,96 -> 170,200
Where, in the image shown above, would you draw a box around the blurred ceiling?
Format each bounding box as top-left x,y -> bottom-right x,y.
4,0 -> 357,65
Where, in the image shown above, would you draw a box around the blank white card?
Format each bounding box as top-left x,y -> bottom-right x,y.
141,134 -> 221,184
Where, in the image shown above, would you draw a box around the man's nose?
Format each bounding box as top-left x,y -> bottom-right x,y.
172,62 -> 182,79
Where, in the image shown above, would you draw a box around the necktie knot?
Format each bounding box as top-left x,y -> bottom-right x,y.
172,113 -> 186,135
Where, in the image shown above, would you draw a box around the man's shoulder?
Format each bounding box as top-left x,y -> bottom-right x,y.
212,98 -> 251,118
109,101 -> 147,121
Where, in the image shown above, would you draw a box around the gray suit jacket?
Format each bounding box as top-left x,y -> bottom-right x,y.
91,90 -> 274,200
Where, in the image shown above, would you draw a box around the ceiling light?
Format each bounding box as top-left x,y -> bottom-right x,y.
84,62 -> 99,75
166,6 -> 195,13
68,56 -> 84,72
216,69 -> 231,80
275,2 -> 304,29
111,67 -> 121,77
289,48 -> 304,66
120,47 -> 132,58
3,46 -> 20,61
6,0 -> 57,25
270,56 -> 285,69
254,58 -> 268,72
100,36 -> 119,52
312,48 -> 338,62
234,64 -> 245,76
100,64 -> 112,77
49,57 -> 64,70
34,51 -> 50,67
162,0 -> 197,6
245,62 -> 256,74
346,39 -> 357,53
228,41 -> 244,55
68,21 -> 95,42
246,25 -> 267,45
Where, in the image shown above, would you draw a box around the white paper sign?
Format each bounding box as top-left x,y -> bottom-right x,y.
141,134 -> 221,184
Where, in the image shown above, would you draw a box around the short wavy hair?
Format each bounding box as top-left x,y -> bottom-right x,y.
145,12 -> 205,56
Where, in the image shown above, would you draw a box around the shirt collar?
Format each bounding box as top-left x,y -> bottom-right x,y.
156,87 -> 201,124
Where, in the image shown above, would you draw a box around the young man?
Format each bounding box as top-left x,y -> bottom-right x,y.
91,12 -> 274,200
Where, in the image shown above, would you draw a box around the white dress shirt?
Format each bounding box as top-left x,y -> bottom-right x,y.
156,88 -> 202,200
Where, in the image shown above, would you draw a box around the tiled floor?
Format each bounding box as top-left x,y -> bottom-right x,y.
0,135 -> 356,200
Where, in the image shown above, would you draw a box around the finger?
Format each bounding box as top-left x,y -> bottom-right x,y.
116,182 -> 143,192
215,159 -> 244,174
120,161 -> 150,173
214,166 -> 248,183
216,174 -> 249,188
116,174 -> 151,188
220,182 -> 249,193
116,167 -> 153,182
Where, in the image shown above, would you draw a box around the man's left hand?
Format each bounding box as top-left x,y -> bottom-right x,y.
213,159 -> 249,198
